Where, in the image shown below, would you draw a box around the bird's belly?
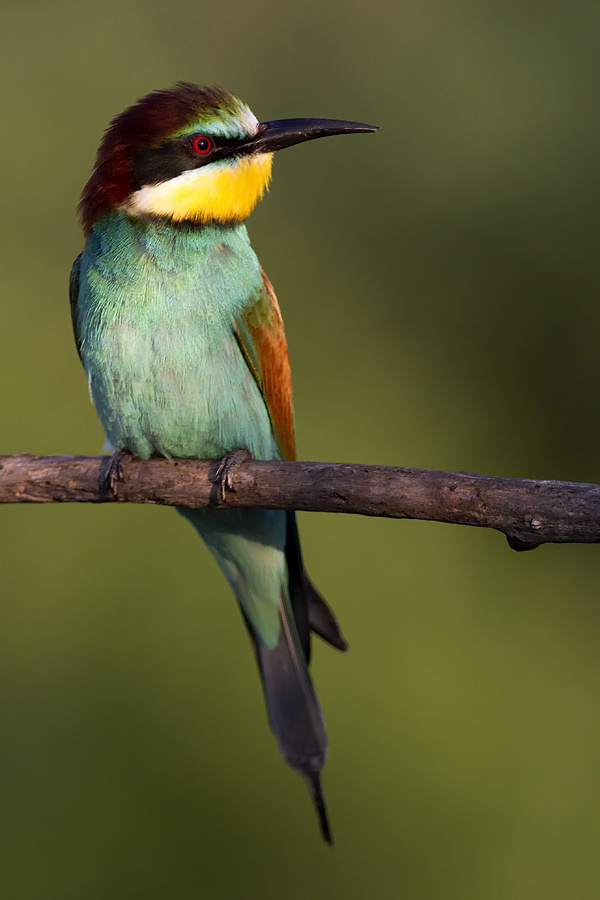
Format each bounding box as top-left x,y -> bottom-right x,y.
87,319 -> 278,461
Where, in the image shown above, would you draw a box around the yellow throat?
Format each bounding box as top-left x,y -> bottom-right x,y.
124,152 -> 274,224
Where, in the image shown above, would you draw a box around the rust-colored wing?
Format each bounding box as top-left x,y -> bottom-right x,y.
234,269 -> 296,461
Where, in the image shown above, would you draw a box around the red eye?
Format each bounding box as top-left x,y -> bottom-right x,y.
191,135 -> 213,155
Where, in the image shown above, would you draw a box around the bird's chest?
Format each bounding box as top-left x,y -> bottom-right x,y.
77,218 -> 277,460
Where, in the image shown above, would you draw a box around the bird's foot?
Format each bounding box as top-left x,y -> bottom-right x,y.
213,449 -> 252,503
103,448 -> 134,497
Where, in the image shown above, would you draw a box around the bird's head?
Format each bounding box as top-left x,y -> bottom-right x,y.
80,82 -> 378,234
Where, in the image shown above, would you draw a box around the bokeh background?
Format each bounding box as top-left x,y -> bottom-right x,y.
1,1 -> 599,897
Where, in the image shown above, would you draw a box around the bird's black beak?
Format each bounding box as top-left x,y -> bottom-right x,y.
246,118 -> 379,154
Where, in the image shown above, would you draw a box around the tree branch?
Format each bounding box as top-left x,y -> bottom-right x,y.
1,453 -> 600,551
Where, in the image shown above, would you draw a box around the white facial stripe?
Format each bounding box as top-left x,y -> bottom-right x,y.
126,165 -> 217,214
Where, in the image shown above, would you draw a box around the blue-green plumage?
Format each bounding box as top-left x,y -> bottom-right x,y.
76,211 -> 287,648
72,82 -> 376,844
77,213 -> 276,462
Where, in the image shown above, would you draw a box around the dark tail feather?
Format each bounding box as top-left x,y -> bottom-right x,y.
235,511 -> 344,843
303,771 -> 333,845
305,577 -> 349,652
246,594 -> 332,843
285,512 -> 348,653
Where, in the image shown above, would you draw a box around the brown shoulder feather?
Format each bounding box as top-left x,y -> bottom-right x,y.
236,271 -> 296,461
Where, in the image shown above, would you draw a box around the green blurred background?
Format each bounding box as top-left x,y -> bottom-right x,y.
1,1 -> 600,897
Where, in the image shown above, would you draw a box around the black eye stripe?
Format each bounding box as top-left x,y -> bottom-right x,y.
132,134 -> 252,190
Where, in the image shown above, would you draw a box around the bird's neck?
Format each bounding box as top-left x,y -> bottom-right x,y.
84,210 -> 264,320
90,209 -> 252,263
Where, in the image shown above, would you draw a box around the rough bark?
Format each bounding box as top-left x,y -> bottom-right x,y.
1,453 -> 600,551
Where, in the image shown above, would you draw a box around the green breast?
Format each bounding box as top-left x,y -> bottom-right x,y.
77,212 -> 279,461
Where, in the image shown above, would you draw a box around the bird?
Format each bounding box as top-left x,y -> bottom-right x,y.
70,82 -> 378,843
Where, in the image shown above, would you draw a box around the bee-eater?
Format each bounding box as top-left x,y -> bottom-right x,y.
70,83 -> 377,843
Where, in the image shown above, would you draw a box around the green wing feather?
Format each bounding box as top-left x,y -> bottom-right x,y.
235,270 -> 347,653
69,253 -> 83,363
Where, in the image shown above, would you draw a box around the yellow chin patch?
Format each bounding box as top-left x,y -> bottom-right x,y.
126,153 -> 273,224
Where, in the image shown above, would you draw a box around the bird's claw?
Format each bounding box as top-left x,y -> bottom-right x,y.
103,448 -> 133,497
214,449 -> 252,503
